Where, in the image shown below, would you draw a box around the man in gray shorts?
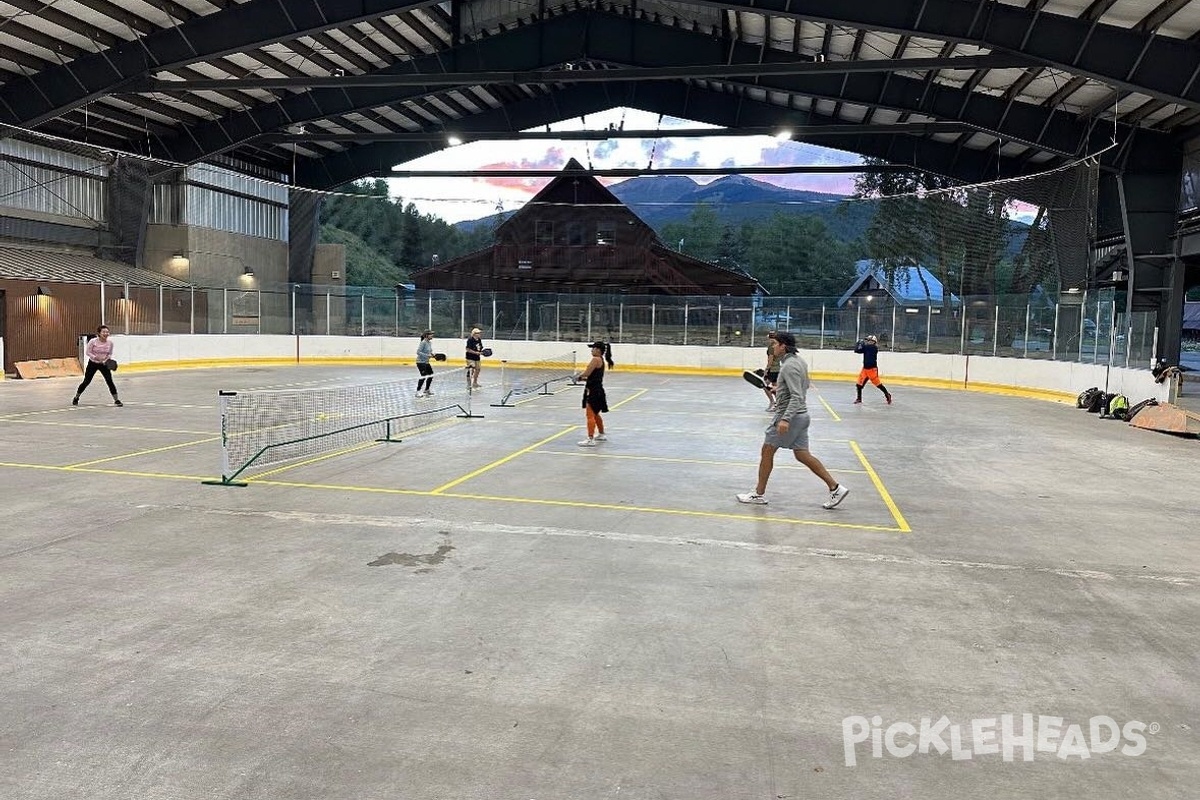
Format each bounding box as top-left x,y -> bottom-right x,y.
736,331 -> 849,509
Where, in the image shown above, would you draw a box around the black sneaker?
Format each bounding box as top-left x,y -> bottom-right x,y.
113,398 -> 123,407
71,395 -> 79,406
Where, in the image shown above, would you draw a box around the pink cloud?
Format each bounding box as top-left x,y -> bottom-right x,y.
471,147 -> 571,192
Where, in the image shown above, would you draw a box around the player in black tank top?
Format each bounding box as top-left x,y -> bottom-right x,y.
577,342 -> 610,446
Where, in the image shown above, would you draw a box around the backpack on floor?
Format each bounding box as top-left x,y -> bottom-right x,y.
1086,391 -> 1111,413
1105,394 -> 1130,420
1076,387 -> 1100,409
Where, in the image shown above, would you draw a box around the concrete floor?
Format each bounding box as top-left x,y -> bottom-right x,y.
1,364 -> 1197,799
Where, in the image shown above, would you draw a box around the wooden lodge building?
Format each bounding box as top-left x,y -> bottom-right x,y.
412,159 -> 763,297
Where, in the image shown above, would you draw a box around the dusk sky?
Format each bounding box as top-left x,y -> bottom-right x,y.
385,107 -> 866,224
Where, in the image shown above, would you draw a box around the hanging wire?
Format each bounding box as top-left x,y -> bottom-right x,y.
646,112 -> 664,170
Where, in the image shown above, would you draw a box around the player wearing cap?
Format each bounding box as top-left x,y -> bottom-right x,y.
465,327 -> 485,389
576,341 -> 609,447
854,334 -> 892,405
736,331 -> 848,509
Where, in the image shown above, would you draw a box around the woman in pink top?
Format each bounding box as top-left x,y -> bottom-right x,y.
73,324 -> 122,407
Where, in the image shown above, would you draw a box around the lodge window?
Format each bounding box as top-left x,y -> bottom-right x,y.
567,222 -> 584,246
535,220 -> 553,245
596,221 -> 616,246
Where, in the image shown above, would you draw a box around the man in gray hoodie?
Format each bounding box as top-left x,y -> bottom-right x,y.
736,331 -> 849,509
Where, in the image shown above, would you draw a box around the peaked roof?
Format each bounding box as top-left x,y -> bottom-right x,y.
494,158 -> 627,238
838,259 -> 957,307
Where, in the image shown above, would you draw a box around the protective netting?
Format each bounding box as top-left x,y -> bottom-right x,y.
491,350 -> 578,407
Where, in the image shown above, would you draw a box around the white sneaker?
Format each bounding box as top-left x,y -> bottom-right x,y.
593,433 -> 607,442
578,438 -> 597,447
415,392 -> 424,398
822,485 -> 850,509
424,390 -> 434,396
736,492 -> 768,505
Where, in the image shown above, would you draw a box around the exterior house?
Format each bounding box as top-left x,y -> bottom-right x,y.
837,260 -> 959,343
1185,301 -> 1200,340
411,159 -> 763,298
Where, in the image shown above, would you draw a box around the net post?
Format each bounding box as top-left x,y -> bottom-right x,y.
491,359 -> 516,407
1023,304 -> 1031,358
201,391 -> 248,486
461,366 -> 484,418
375,417 -> 404,444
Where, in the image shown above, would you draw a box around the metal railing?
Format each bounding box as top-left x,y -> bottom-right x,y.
89,282 -> 1160,369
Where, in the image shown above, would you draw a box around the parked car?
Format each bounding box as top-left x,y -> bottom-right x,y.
758,311 -> 792,327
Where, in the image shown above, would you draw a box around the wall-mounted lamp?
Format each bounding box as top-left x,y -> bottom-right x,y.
169,252 -> 190,270
117,290 -> 128,302
36,285 -> 52,296
243,266 -> 255,277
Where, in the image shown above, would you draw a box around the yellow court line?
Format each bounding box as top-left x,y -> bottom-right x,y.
246,439 -> 384,481
0,419 -> 210,435
245,413 -> 471,480
0,458 -> 904,533
65,436 -> 220,468
850,439 -> 911,533
609,387 -> 649,410
0,461 -> 206,481
0,407 -> 77,420
534,449 -> 868,474
245,479 -> 903,532
817,394 -> 842,422
429,425 -> 577,494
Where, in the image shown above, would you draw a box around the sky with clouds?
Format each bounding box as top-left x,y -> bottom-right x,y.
386,107 -> 866,224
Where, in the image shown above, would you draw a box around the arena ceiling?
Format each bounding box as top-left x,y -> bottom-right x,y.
1,0 -> 1198,190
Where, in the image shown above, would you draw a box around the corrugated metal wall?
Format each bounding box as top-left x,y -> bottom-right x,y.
1,280 -> 205,373
0,139 -> 107,222
150,163 -> 288,241
1,279 -> 99,374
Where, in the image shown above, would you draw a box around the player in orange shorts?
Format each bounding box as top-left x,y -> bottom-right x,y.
854,334 -> 892,405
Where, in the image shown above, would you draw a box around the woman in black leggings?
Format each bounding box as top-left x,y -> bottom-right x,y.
73,324 -> 122,407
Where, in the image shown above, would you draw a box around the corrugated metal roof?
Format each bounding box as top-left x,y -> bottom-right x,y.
0,248 -> 192,288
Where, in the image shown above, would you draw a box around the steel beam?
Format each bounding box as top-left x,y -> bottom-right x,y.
297,81 -> 1043,190
154,11 -> 1113,165
135,54 -> 1031,92
694,0 -> 1200,109
0,0 -> 436,126
260,122 -> 972,143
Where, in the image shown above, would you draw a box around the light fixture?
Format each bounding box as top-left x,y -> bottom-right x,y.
36,285 -> 52,296
243,266 -> 255,277
774,129 -> 793,142
446,135 -> 463,146
117,290 -> 127,301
